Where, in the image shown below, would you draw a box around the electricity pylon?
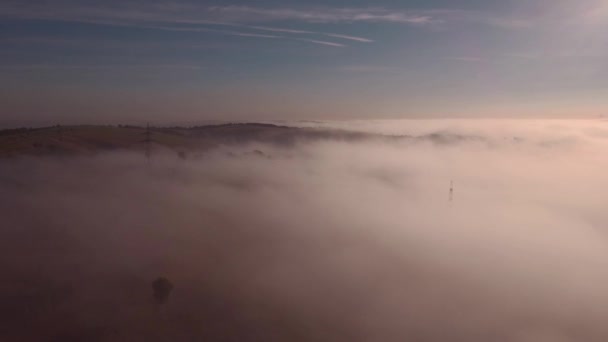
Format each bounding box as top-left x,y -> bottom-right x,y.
449,180 -> 454,203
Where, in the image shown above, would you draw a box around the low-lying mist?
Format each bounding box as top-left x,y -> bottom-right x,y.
2,119 -> 608,341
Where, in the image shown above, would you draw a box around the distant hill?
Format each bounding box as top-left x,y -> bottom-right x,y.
0,123 -> 484,158
0,123 -> 370,158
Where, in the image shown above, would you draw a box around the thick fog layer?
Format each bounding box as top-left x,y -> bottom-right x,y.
2,120 -> 608,341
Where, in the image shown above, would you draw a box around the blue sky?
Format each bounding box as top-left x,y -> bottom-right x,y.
1,0 -> 607,125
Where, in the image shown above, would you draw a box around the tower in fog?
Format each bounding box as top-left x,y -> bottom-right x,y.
449,180 -> 454,203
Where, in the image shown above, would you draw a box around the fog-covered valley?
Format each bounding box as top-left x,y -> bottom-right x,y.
2,119 -> 608,341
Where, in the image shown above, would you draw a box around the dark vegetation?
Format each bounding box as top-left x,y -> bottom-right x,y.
0,123 -> 487,158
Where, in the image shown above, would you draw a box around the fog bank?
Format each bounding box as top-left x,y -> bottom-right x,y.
2,120 -> 608,341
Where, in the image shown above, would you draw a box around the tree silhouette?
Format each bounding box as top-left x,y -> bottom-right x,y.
152,277 -> 173,305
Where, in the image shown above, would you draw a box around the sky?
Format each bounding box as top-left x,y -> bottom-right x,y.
1,0 -> 608,125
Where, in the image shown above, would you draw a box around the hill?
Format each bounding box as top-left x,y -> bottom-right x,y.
0,123 -> 487,158
0,123 -> 383,158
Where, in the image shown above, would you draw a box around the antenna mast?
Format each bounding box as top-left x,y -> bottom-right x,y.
449,180 -> 454,203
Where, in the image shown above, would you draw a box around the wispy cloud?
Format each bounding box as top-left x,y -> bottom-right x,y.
243,26 -> 373,43
30,19 -> 284,39
297,39 -> 346,48
424,9 -> 531,29
0,2 -> 371,47
207,6 -> 435,25
0,1 -> 532,51
147,25 -> 282,38
149,19 -> 374,43
324,33 -> 374,43
226,32 -> 281,38
0,2 -> 435,26
245,25 -> 316,34
0,1 -> 531,31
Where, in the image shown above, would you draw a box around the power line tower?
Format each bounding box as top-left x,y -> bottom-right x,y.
449,180 -> 454,203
